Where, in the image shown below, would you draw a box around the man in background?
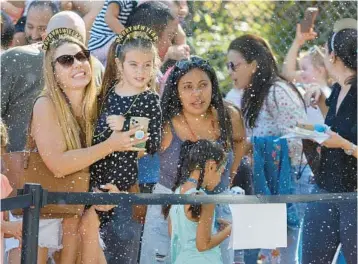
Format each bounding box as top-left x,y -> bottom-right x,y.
24,1 -> 59,44
0,11 -> 15,52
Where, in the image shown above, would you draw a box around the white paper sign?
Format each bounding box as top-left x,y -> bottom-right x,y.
279,127 -> 329,144
229,204 -> 287,250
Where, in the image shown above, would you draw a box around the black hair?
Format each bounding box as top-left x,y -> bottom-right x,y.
27,1 -> 59,16
14,16 -> 26,33
0,11 -> 15,49
228,34 -> 304,129
161,58 -> 177,73
162,140 -> 226,219
161,56 -> 233,149
126,2 -> 175,39
328,28 -> 357,86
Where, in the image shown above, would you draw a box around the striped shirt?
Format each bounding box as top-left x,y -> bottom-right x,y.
88,0 -> 137,51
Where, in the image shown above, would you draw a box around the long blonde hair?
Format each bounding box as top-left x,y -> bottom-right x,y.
299,45 -> 332,85
43,36 -> 97,150
0,118 -> 8,149
300,45 -> 326,68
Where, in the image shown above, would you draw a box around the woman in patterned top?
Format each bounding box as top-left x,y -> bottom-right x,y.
227,34 -> 308,264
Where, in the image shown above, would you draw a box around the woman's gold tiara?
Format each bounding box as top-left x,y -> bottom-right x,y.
42,28 -> 84,51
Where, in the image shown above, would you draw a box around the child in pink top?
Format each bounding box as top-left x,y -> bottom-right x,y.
1,120 -> 22,263
1,174 -> 22,263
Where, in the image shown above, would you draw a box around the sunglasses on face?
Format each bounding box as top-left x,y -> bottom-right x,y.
175,56 -> 208,70
54,50 -> 91,67
308,45 -> 325,57
226,61 -> 241,71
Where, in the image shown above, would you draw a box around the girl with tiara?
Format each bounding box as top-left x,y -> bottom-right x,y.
163,140 -> 232,264
79,26 -> 162,263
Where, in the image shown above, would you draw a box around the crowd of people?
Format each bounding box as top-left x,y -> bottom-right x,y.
0,1 -> 357,264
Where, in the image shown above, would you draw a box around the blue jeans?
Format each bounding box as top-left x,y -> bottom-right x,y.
101,202 -> 142,263
257,165 -> 313,264
215,192 -> 234,264
244,249 -> 260,264
140,183 -> 172,264
302,186 -> 357,263
290,165 -> 315,222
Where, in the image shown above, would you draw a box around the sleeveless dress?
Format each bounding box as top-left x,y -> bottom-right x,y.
159,121 -> 234,193
140,121 -> 234,264
90,89 -> 161,227
170,187 -> 223,264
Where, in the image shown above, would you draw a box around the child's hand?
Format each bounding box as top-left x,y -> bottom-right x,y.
303,83 -> 321,109
99,183 -> 122,194
166,44 -> 190,61
107,115 -> 125,131
294,24 -> 317,47
3,221 -> 22,243
217,218 -> 232,237
217,218 -> 231,232
93,183 -> 125,212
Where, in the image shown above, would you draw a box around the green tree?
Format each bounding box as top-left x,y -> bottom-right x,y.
190,0 -> 357,93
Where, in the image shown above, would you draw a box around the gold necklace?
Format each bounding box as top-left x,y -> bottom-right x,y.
181,109 -> 217,141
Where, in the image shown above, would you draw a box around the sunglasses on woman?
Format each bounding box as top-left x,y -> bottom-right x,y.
308,45 -> 325,57
226,61 -> 241,72
54,50 -> 91,67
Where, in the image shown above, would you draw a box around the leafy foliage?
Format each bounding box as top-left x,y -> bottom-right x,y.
188,1 -> 357,93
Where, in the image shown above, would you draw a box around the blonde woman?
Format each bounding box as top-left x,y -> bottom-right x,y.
282,24 -> 331,125
282,24 -> 330,87
0,119 -> 8,154
30,33 -> 147,263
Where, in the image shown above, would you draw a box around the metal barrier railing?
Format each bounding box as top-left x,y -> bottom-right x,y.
1,183 -> 357,264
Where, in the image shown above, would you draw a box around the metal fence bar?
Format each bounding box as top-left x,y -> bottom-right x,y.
46,192 -> 357,206
0,184 -> 356,264
0,194 -> 33,211
20,184 -> 45,264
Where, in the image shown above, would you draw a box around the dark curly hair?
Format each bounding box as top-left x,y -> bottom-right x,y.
161,56 -> 233,148
162,140 -> 226,219
228,34 -> 303,128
